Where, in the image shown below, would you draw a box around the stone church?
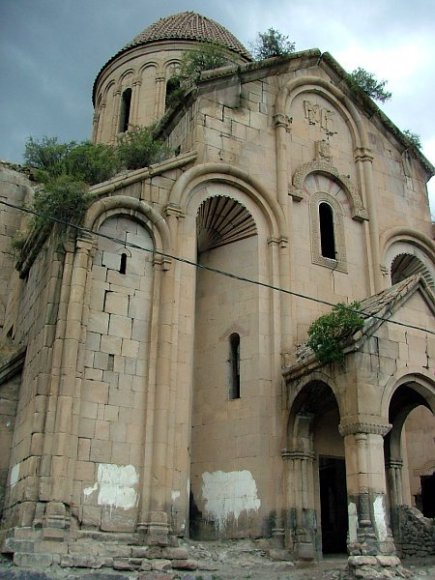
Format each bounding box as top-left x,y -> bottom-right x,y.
0,11 -> 434,575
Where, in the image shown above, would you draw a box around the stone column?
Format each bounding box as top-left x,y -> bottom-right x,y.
131,77 -> 142,126
144,254 -> 175,545
385,458 -> 404,537
354,147 -> 382,292
42,233 -> 93,537
154,76 -> 166,121
282,448 -> 317,560
386,459 -> 404,509
111,88 -> 122,143
339,420 -> 396,556
272,113 -> 293,360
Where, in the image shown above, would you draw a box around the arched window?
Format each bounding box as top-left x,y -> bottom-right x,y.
119,88 -> 132,133
165,76 -> 181,110
319,202 -> 336,259
229,333 -> 240,400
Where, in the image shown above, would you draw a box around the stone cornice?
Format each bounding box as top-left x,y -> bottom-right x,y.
90,150 -> 198,198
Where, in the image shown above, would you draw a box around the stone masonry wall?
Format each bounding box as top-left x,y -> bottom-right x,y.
2,235 -> 64,528
73,215 -> 154,532
394,506 -> 435,557
0,372 -> 20,520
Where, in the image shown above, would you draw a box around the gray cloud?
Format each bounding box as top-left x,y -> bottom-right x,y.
1,0 -> 433,208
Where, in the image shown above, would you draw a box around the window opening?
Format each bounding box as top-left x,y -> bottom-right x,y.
229,333 -> 240,399
319,202 -> 336,259
120,253 -> 127,274
119,88 -> 132,133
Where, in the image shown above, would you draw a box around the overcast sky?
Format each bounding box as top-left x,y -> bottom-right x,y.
1,0 -> 434,213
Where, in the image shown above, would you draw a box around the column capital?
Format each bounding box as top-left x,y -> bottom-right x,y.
385,458 -> 404,469
273,112 -> 292,130
339,420 -> 391,437
354,146 -> 374,163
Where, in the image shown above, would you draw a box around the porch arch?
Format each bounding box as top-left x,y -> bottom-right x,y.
285,379 -> 345,558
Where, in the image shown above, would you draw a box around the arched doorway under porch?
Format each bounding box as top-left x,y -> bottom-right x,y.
384,378 -> 435,557
284,380 -> 347,560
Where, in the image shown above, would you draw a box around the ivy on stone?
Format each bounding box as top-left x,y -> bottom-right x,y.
307,301 -> 365,364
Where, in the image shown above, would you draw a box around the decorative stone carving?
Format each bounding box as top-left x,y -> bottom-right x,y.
315,140 -> 332,162
273,112 -> 292,131
303,100 -> 336,136
290,160 -> 369,222
339,421 -> 392,437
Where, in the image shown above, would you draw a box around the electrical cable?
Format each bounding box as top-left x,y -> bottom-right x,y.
1,198 -> 434,336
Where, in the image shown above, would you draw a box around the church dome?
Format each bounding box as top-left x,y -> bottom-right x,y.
92,12 -> 251,140
123,12 -> 251,60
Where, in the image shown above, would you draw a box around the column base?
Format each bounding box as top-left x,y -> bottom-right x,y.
141,511 -> 170,546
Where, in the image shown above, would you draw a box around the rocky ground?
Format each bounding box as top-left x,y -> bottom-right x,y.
1,540 -> 435,579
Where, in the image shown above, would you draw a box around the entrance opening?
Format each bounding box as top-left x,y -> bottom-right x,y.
319,456 -> 348,553
421,473 -> 435,517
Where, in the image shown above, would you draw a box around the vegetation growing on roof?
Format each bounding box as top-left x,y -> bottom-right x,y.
402,129 -> 422,150
251,28 -> 296,60
307,302 -> 365,365
14,131 -> 171,253
179,41 -> 235,80
347,67 -> 392,103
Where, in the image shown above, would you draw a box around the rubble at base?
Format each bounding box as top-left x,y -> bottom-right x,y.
1,540 -> 435,580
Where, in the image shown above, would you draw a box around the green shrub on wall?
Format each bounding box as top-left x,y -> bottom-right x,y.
307,302 -> 364,364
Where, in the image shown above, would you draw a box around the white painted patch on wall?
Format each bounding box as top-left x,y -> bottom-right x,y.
171,490 -> 180,502
373,495 -> 388,541
83,482 -> 98,497
201,470 -> 261,528
10,463 -> 20,488
348,502 -> 358,542
82,464 -> 139,510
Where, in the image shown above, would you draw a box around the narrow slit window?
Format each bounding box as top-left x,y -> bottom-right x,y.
319,202 -> 336,259
229,333 -> 240,400
120,253 -> 127,274
119,88 -> 132,133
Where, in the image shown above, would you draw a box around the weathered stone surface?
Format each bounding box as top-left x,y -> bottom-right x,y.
376,555 -> 401,567
151,558 -> 172,571
60,554 -> 104,568
163,547 -> 189,560
348,555 -> 378,566
171,558 -> 198,570
13,553 -> 52,569
112,557 -> 139,570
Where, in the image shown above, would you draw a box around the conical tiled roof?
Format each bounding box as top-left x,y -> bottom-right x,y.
123,12 -> 251,59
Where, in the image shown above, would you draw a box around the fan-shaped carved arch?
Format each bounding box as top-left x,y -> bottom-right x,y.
168,162 -> 286,242
381,228 -> 435,289
196,195 -> 257,253
391,253 -> 434,289
292,161 -> 368,221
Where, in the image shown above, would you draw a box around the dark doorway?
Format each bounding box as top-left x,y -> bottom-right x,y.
319,456 -> 348,553
421,473 -> 435,517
